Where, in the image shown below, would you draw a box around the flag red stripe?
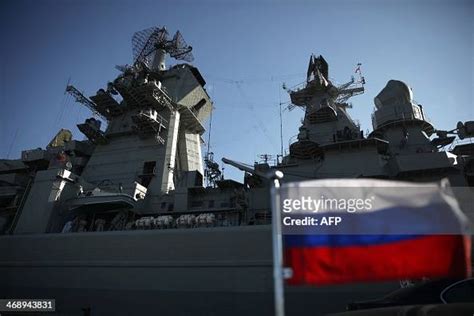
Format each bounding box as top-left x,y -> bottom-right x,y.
285,235 -> 471,285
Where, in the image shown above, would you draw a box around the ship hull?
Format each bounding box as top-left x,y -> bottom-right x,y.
0,226 -> 397,315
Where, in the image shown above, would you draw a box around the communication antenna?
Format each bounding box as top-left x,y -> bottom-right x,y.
354,62 -> 365,84
204,105 -> 222,187
334,63 -> 366,104
206,104 -> 213,156
279,83 -> 284,157
65,85 -> 106,120
6,128 -> 19,159
132,26 -> 194,71
259,154 -> 275,164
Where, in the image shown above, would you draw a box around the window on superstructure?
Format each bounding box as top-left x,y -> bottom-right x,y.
143,161 -> 156,174
140,161 -> 156,188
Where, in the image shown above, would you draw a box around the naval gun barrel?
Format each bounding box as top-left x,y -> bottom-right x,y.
222,157 -> 262,176
222,157 -> 283,180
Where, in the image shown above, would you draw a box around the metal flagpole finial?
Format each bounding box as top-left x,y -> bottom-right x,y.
268,170 -> 284,180
267,170 -> 284,187
269,169 -> 285,316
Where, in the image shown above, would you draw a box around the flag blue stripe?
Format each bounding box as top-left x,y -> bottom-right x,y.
284,234 -> 423,247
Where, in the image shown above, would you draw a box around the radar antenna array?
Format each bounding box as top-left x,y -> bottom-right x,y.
65,85 -> 106,120
131,26 -> 194,68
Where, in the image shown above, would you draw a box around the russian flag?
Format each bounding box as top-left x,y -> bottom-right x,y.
280,179 -> 472,285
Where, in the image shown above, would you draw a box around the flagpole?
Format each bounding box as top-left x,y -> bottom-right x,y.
269,170 -> 285,316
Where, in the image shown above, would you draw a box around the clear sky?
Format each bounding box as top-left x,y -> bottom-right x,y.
1,0 -> 472,181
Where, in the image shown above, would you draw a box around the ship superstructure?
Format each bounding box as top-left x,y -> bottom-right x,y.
0,26 -> 249,235
0,26 -> 473,316
235,55 -> 474,188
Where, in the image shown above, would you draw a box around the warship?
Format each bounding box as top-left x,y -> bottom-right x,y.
0,26 -> 473,315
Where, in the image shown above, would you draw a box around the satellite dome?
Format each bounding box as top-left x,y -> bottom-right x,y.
374,80 -> 414,109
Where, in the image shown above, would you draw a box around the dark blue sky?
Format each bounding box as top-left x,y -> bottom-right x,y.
1,0 -> 472,180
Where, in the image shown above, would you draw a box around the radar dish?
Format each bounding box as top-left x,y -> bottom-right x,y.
131,26 -> 194,68
132,26 -> 169,67
168,31 -> 194,62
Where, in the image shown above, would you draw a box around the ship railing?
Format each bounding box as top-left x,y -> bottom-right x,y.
372,109 -> 433,130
